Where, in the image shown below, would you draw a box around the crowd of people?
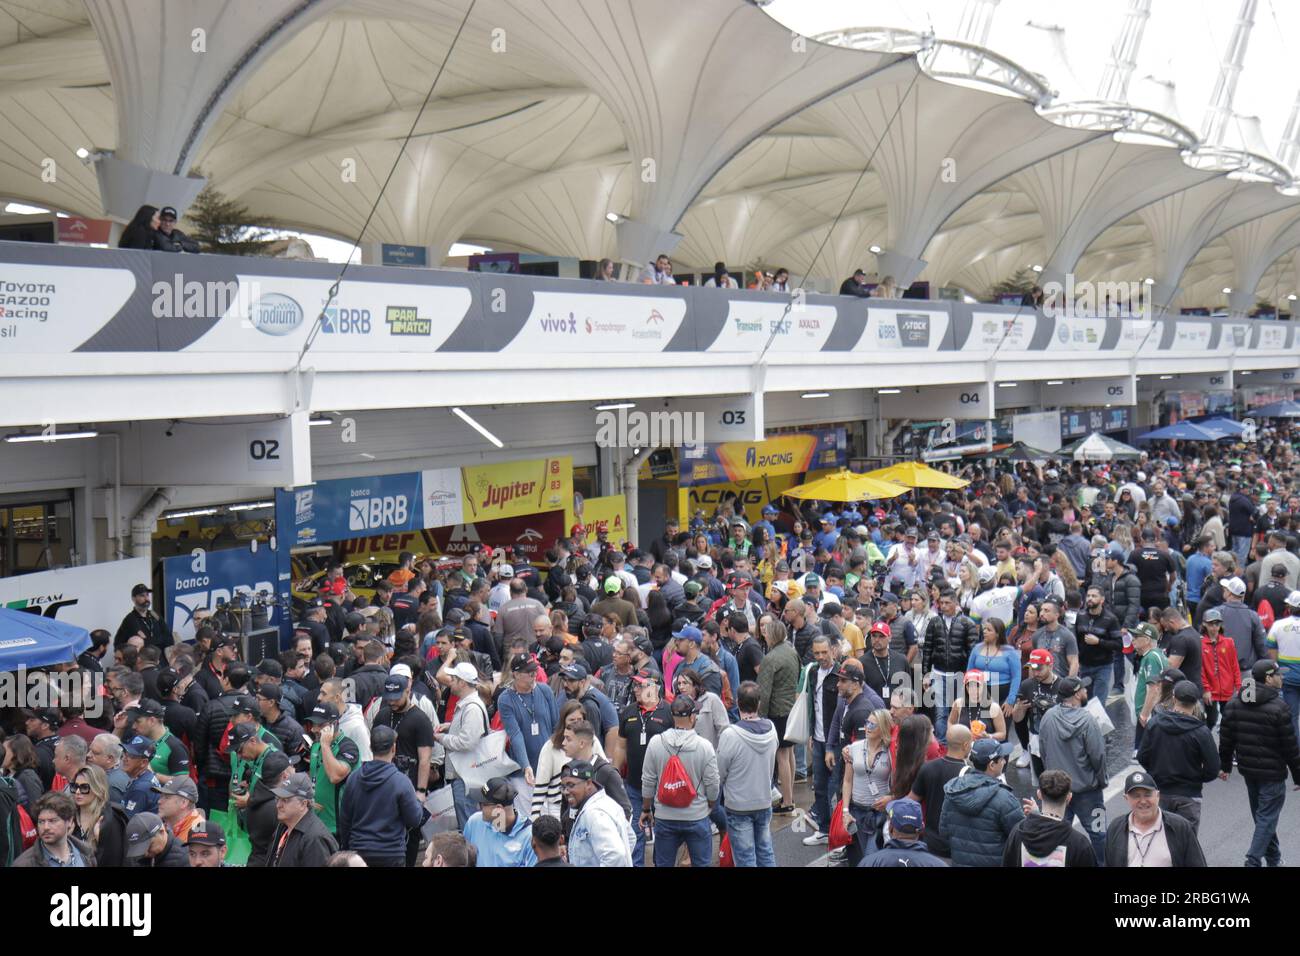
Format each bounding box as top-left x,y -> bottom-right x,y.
117,204 -> 200,253
593,252 -> 903,299
3,424 -> 1300,869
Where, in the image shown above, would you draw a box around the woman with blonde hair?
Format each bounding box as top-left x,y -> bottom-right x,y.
70,764 -> 130,866
1052,550 -> 1080,596
840,708 -> 894,865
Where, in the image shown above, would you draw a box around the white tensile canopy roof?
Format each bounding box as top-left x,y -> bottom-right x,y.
1,0 -> 1299,307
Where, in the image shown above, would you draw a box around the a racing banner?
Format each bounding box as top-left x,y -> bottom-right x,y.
678,429 -> 846,487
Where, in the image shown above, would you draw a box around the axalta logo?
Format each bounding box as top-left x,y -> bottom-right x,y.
321,306 -> 371,334
348,495 -> 409,531
480,480 -> 536,510
385,305 -> 432,336
539,313 -> 577,333
249,293 -> 304,336
743,447 -> 794,468
798,319 -> 820,330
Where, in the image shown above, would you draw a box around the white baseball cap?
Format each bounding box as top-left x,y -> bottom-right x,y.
696,555 -> 713,570
1285,590 -> 1300,609
1219,577 -> 1246,597
447,662 -> 480,683
389,663 -> 413,680
977,565 -> 997,584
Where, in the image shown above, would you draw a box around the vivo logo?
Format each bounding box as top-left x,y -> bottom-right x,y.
539,314 -> 577,333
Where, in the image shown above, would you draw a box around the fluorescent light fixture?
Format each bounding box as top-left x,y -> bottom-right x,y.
228,501 -> 274,512
1105,403 -> 1112,408
166,508 -> 218,519
1159,375 -> 1173,380
1030,265 -> 1043,273
1144,277 -> 1154,285
452,406 -> 504,448
869,245 -> 882,254
308,414 -> 333,426
5,429 -> 99,443
593,402 -> 636,411
1222,287 -> 1232,294
1289,294 -> 1297,301
359,452 -> 376,459
75,147 -> 89,159
801,392 -> 830,399
998,382 -> 1018,388
878,388 -> 901,395
4,202 -> 48,215
605,212 -> 624,224
1046,380 -> 1064,386
1240,370 -> 1252,376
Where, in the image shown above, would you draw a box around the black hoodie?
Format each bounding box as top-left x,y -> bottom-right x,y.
1002,813 -> 1096,867
1136,709 -> 1220,797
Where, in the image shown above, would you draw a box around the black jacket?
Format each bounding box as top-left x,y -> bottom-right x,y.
194,688 -> 244,780
1219,682 -> 1300,783
1003,812 -> 1096,867
266,809 -> 338,867
348,664 -> 390,713
1136,710 -> 1220,797
92,803 -> 131,867
155,226 -> 200,253
133,832 -> 190,867
1074,608 -> 1122,667
1228,492 -> 1256,538
114,608 -> 172,650
792,621 -> 822,665
14,834 -> 98,867
1104,810 -> 1206,867
923,613 -> 980,674
1100,568 -> 1141,631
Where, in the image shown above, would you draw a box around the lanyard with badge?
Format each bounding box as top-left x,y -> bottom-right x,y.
520,692 -> 540,737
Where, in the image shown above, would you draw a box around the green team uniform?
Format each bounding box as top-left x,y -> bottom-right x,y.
1134,647 -> 1168,716
308,734 -> 360,834
149,731 -> 190,780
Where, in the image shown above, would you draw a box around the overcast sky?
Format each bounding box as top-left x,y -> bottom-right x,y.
766,0 -> 1299,155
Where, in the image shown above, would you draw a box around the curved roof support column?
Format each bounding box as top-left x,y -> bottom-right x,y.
874,249 -> 927,288
84,0 -> 341,220
615,220 -> 683,276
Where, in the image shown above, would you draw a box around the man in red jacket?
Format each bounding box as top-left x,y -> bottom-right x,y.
1200,608 -> 1241,731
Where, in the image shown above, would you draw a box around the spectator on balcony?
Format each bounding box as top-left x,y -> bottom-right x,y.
1022,285 -> 1045,308
118,205 -> 165,251
592,257 -> 616,281
748,271 -> 772,291
155,206 -> 201,253
839,269 -> 872,297
770,268 -> 791,293
704,262 -> 738,289
872,275 -> 900,299
642,254 -> 675,285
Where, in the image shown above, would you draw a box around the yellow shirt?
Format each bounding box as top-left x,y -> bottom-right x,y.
841,621 -> 866,656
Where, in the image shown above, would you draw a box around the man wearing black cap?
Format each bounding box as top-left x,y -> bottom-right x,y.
130,698 -> 190,783
338,724 -> 423,867
614,674 -> 671,867
185,818 -> 228,867
266,772 -> 338,867
1104,771 -> 1206,867
124,810 -> 189,867
498,653 -> 559,785
1218,659 -> 1300,867
256,681 -> 305,768
114,583 -> 172,651
463,776 -> 537,867
371,674 -> 434,808
120,735 -> 161,818
305,701 -> 360,836
1136,680 -> 1220,832
558,662 -> 619,753
154,205 -> 200,252
860,797 -> 947,867
561,760 -> 634,867
1038,675 -> 1107,865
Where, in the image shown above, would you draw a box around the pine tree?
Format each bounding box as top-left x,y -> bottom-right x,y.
185,178 -> 279,255
986,268 -> 1039,302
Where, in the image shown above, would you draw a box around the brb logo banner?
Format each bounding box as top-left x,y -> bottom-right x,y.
278,472 -> 425,547
162,546 -> 279,641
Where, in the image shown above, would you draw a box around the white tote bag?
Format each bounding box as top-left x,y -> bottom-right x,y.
783,667 -> 812,743
420,787 -> 457,841
1085,696 -> 1115,736
447,729 -> 522,791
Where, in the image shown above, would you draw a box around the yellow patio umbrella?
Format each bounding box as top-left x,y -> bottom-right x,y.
781,469 -> 910,502
863,461 -> 970,490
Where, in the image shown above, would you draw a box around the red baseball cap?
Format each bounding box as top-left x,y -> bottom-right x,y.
1028,648 -> 1054,668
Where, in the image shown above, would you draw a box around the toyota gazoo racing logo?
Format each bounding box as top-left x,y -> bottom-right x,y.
348,491 -> 410,531
248,293 -> 304,336
539,312 -> 578,334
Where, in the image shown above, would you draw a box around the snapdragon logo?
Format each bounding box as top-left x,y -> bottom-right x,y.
595,408 -> 704,448
50,887 -> 151,936
1040,275 -> 1150,320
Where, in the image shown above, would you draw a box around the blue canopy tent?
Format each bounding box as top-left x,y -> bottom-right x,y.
0,607 -> 90,672
1137,422 -> 1224,442
1248,400 -> 1300,418
1193,416 -> 1246,438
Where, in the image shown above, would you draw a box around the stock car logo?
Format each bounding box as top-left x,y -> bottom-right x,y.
895,314 -> 930,348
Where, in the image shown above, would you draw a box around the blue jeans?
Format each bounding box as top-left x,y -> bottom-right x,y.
1079,663 -> 1112,703
653,816 -> 712,868
1065,787 -> 1107,866
931,671 -> 959,745
1232,535 -> 1252,569
1244,777 -> 1286,866
725,807 -> 775,867
1284,686 -> 1300,738
625,783 -> 648,867
450,778 -> 478,832
811,739 -> 832,832
795,742 -> 807,778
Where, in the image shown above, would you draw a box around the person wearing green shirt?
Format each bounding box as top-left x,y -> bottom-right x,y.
132,699 -> 190,783
305,702 -> 360,834
1131,622 -> 1168,758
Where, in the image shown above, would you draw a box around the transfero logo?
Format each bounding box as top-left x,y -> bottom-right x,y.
248,293 -> 304,336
